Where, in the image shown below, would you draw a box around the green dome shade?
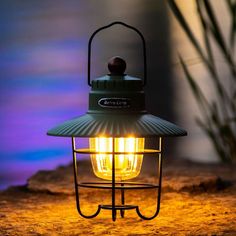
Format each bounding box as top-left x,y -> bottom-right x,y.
47,113 -> 187,137
47,57 -> 187,138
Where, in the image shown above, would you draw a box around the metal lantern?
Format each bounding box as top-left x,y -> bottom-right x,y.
47,22 -> 187,221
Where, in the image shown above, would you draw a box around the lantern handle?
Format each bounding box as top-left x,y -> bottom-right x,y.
88,21 -> 147,86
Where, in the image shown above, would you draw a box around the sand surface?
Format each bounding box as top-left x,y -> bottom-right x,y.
0,159 -> 235,235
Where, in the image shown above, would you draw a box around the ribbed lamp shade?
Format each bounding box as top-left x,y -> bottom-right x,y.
47,113 -> 187,137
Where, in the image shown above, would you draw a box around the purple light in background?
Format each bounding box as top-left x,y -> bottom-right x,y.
0,39 -> 90,190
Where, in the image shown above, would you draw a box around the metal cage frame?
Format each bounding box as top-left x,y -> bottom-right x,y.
71,137 -> 163,221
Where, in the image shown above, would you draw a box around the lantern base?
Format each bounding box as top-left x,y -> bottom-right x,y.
77,181 -> 159,190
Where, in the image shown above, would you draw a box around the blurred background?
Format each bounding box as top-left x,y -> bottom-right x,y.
0,0 -> 232,189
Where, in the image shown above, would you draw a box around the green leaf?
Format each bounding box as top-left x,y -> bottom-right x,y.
168,0 -> 209,65
179,55 -> 210,110
196,117 -> 230,162
226,0 -> 236,48
203,0 -> 228,55
169,0 -> 236,162
196,0 -> 214,66
210,101 -> 220,126
203,0 -> 236,78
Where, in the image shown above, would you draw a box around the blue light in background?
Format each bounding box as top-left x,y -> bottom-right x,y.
0,1 -> 98,190
0,38 -> 89,189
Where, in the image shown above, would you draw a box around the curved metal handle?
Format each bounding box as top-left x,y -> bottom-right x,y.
88,21 -> 147,86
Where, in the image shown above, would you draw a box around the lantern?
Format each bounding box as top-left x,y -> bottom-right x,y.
47,22 -> 187,221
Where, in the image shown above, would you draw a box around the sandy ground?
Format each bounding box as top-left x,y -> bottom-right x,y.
0,159 -> 236,236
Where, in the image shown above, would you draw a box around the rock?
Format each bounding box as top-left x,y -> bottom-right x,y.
27,159 -> 236,195
27,165 -> 75,195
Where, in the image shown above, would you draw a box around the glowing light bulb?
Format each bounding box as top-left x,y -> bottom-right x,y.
89,137 -> 144,180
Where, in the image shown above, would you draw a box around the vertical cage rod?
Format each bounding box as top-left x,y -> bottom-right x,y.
72,137 -> 101,218
112,137 -> 116,221
120,183 -> 125,218
135,137 -> 163,220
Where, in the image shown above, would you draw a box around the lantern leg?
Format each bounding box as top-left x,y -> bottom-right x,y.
72,137 -> 101,219
135,152 -> 163,220
111,137 -> 117,221
120,182 -> 125,218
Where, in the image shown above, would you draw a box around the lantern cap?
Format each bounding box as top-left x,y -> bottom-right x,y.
88,57 -> 145,114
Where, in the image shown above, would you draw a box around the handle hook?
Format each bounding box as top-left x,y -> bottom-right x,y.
87,21 -> 147,86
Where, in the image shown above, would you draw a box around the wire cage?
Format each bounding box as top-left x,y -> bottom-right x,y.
71,137 -> 163,221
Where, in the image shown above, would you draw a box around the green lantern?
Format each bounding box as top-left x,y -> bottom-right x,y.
47,22 -> 187,221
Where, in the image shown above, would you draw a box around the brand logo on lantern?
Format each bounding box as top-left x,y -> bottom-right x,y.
98,98 -> 130,108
